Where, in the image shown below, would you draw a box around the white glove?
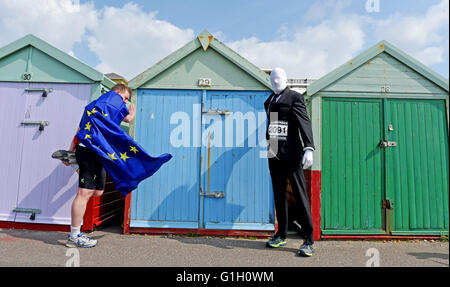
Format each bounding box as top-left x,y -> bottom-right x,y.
302,149 -> 313,170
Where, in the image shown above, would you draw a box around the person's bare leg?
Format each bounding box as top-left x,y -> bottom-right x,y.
71,188 -> 95,228
93,190 -> 104,198
67,187 -> 99,247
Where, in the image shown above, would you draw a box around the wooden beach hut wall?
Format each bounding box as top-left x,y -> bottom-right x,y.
305,40 -> 449,239
124,31 -> 275,236
0,34 -> 121,232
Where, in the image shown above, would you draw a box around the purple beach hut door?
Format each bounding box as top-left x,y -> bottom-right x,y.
1,82 -> 92,225
0,82 -> 28,222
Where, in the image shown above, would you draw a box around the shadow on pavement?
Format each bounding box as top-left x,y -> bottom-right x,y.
408,252 -> 449,266
164,234 -> 303,254
0,224 -> 113,247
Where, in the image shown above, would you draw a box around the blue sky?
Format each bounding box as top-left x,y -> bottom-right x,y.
1,0 -> 448,80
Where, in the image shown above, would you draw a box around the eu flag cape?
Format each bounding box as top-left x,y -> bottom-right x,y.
76,91 -> 172,196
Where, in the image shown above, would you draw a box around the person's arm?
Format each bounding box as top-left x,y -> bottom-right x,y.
123,103 -> 136,123
69,128 -> 80,152
62,128 -> 80,166
292,93 -> 315,150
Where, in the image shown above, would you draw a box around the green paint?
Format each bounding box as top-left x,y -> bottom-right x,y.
322,98 -> 385,234
308,41 -> 449,97
322,98 -> 449,235
0,34 -> 115,88
386,99 -> 449,233
129,31 -> 271,91
140,46 -> 268,91
0,47 -> 29,81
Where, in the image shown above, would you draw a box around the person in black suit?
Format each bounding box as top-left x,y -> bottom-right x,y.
264,68 -> 315,257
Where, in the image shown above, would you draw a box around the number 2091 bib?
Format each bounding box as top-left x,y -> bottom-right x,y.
268,121 -> 288,141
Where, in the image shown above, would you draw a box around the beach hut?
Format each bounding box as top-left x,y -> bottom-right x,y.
306,40 -> 449,239
0,34 -> 120,232
125,31 -> 275,236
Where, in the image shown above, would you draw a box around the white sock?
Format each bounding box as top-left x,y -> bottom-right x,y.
70,226 -> 81,238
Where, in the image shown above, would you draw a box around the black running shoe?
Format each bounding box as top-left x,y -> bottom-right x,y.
266,236 -> 287,248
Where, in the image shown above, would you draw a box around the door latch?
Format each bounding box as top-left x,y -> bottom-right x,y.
202,191 -> 225,198
25,88 -> 53,97
379,140 -> 397,148
203,109 -> 231,115
21,121 -> 50,131
13,208 -> 42,221
382,200 -> 394,210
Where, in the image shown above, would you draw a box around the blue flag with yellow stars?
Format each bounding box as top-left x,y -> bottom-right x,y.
75,91 -> 172,196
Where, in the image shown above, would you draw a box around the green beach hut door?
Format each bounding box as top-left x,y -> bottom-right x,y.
385,99 -> 449,235
322,98 -> 449,235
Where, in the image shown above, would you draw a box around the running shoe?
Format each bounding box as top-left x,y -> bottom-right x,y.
52,150 -> 77,164
266,236 -> 287,248
297,242 -> 314,257
65,233 -> 97,248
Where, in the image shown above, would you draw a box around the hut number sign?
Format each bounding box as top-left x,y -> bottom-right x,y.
198,78 -> 212,87
381,85 -> 391,93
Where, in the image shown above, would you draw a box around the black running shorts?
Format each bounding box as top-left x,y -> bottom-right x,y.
75,145 -> 106,191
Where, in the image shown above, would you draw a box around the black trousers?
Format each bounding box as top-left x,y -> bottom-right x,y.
269,158 -> 314,244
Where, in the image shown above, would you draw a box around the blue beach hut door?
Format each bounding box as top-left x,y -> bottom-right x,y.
132,89 -> 274,231
200,90 -> 274,231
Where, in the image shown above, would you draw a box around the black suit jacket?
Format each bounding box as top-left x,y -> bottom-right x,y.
264,88 -> 315,161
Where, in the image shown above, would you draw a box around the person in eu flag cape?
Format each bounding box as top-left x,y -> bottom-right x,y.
62,84 -> 172,248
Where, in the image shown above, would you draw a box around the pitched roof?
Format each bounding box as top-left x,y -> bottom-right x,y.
0,34 -> 115,88
129,30 -> 271,89
106,73 -> 126,80
307,40 -> 449,96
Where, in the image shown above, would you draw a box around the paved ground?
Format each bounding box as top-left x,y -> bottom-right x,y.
0,224 -> 448,267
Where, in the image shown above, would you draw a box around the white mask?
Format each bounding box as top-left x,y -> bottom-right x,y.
270,68 -> 287,95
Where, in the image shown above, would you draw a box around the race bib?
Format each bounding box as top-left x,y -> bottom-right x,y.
268,121 -> 288,141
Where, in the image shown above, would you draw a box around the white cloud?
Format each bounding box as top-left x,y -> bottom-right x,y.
414,46 -> 444,67
87,3 -> 195,80
0,0 -> 447,80
372,0 -> 449,67
227,15 -> 365,79
0,0 -> 97,53
227,0 -> 449,79
374,0 -> 448,50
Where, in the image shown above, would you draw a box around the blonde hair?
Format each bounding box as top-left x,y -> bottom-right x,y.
112,84 -> 132,99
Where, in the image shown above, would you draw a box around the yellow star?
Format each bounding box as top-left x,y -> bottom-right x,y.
101,111 -> 108,117
108,152 -> 118,160
120,152 -> 130,162
130,146 -> 139,154
84,122 -> 91,131
91,108 -> 98,114
84,134 -> 92,140
87,110 -> 92,117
